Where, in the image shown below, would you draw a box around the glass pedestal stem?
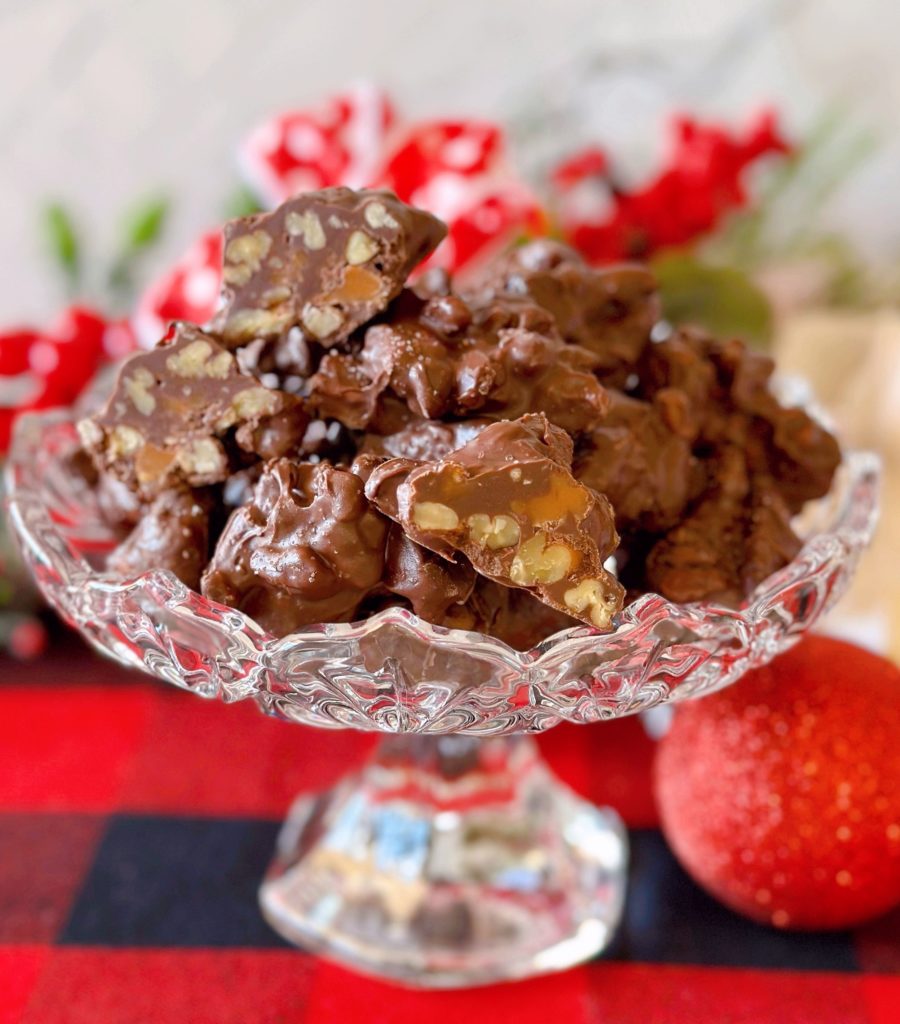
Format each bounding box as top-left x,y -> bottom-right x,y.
259,731 -> 628,988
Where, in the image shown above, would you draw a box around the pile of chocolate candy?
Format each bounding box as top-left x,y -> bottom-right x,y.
76,188 -> 841,648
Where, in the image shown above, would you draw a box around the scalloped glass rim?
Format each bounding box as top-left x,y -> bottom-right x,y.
5,407 -> 881,735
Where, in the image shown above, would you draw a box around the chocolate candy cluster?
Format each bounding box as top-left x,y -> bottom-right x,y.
77,187 -> 841,648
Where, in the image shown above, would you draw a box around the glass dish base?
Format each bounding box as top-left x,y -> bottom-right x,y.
6,410 -> 880,988
259,733 -> 627,988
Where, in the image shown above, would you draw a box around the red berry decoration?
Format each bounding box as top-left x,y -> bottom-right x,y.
655,636 -> 900,930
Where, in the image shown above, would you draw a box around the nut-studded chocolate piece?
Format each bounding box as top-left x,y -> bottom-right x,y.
77,324 -> 307,499
763,406 -> 842,511
477,313 -> 609,433
636,329 -> 718,443
644,485 -> 802,606
215,187 -> 446,348
705,338 -> 842,511
307,291 -> 609,435
365,414 -> 624,630
575,392 -> 699,534
639,330 -> 841,511
201,459 -> 388,636
462,578 -> 580,650
470,239 -> 660,379
381,527 -> 477,626
643,448 -> 802,606
106,488 -> 212,590
348,451 -> 477,625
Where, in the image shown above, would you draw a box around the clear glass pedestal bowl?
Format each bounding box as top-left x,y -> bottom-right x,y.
5,409 -> 880,988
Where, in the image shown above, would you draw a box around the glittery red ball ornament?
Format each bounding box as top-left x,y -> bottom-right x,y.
655,636 -> 900,930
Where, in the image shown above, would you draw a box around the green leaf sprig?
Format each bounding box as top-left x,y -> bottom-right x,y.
107,195 -> 171,304
42,202 -> 82,296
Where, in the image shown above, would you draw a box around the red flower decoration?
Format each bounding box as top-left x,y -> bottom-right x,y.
381,120 -> 503,198
134,92 -> 784,344
422,184 -> 544,276
238,82 -> 396,206
551,146 -> 608,190
0,307 -> 118,453
380,119 -> 544,276
552,110 -> 791,263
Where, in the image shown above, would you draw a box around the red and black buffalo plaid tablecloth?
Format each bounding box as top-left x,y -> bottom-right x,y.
1,639 -> 898,1024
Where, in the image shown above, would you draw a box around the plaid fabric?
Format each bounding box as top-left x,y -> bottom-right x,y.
1,640 -> 898,1024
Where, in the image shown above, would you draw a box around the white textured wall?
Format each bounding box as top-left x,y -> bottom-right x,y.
2,0 -> 899,322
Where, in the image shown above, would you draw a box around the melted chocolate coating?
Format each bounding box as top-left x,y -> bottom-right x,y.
308,291 -> 608,435
706,338 -> 842,510
381,527 -> 476,625
107,488 -> 212,589
201,459 -> 387,635
359,419 -> 489,462
575,392 -> 699,534
644,458 -> 802,606
81,186 -> 842,638
637,329 -> 717,442
639,330 -> 841,513
462,579 -> 580,650
470,239 -> 660,380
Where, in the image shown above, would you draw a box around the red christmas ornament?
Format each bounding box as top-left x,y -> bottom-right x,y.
655,636 -> 900,930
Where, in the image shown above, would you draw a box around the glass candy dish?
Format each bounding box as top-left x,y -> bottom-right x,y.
6,408 -> 880,988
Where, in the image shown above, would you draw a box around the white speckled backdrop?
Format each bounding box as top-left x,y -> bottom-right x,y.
2,0 -> 899,320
